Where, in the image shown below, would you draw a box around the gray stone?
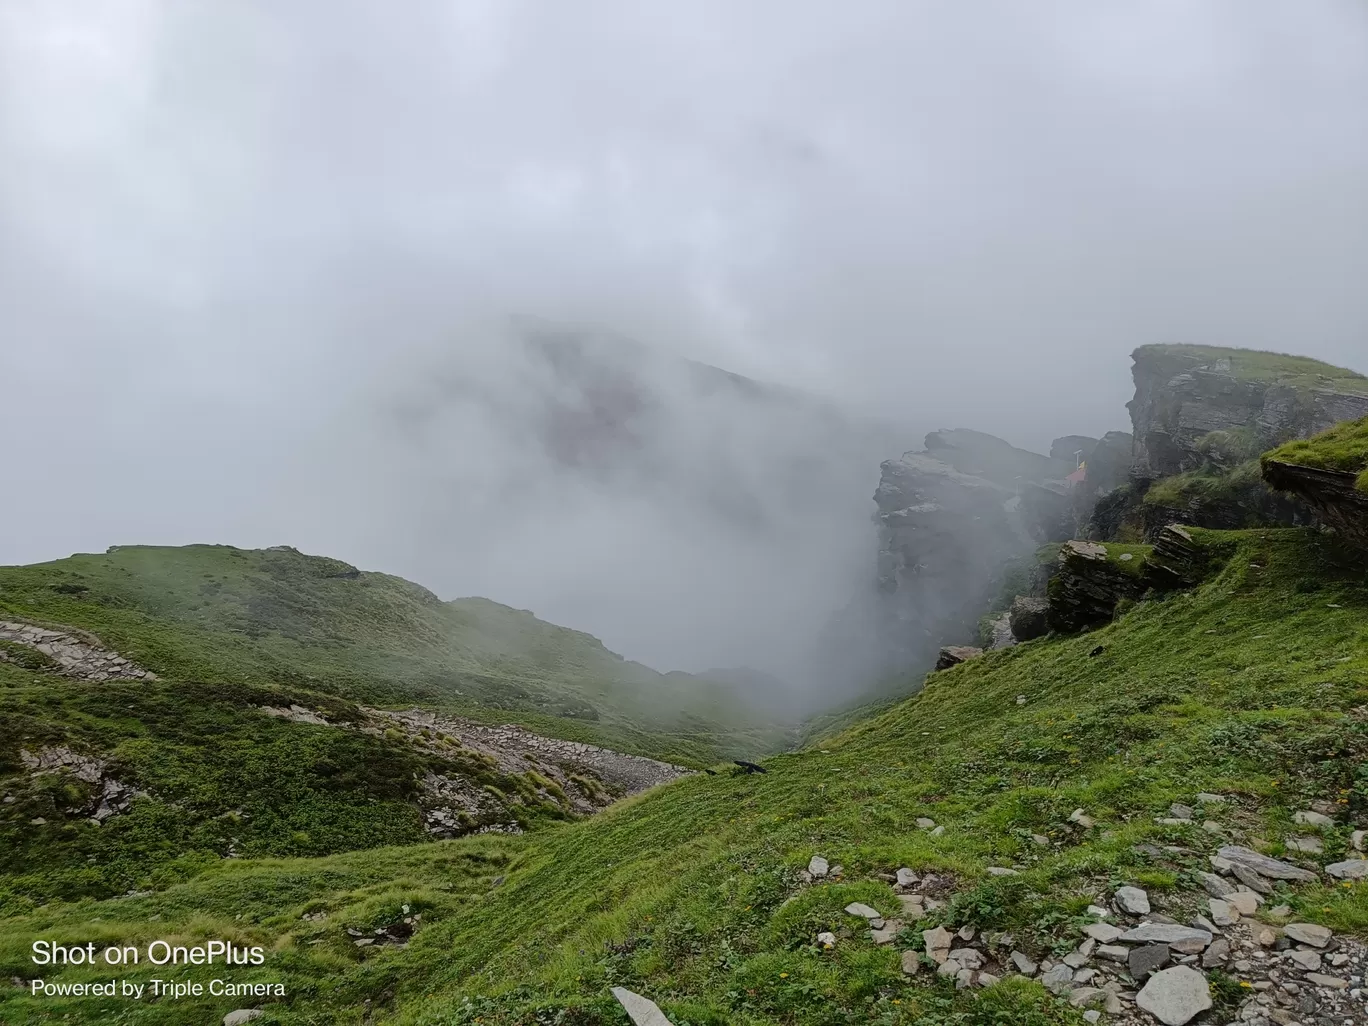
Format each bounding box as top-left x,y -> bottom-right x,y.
1114,886 -> 1150,915
1199,871 -> 1236,898
949,947 -> 984,969
1129,943 -> 1171,981
844,902 -> 880,919
1068,987 -> 1107,1008
1285,835 -> 1323,853
1196,792 -> 1227,803
1201,937 -> 1229,968
1119,924 -> 1211,953
895,867 -> 918,887
897,894 -> 925,918
612,987 -> 675,1026
223,1014 -> 264,1026
1232,865 -> 1274,894
1135,965 -> 1213,1025
1284,948 -> 1321,971
957,924 -> 975,941
915,817 -> 936,829
817,932 -> 836,949
1082,1011 -> 1101,1024
1040,963 -> 1075,995
1293,810 -> 1334,829
1227,891 -> 1260,916
808,855 -> 829,877
923,926 -> 953,963
871,924 -> 900,945
1303,972 -> 1349,989
1283,923 -> 1332,948
1325,859 -> 1368,880
1217,845 -> 1317,882
1084,922 -> 1124,943
985,866 -> 1018,876
900,950 -> 920,974
1097,943 -> 1129,962
1010,950 -> 1037,975
976,972 -> 999,987
1208,899 -> 1239,927
1352,829 -> 1366,852
1170,803 -> 1195,821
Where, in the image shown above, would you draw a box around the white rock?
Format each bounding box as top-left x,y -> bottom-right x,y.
1114,886 -> 1150,915
1136,965 -> 1213,1025
612,987 -> 675,1026
223,1014 -> 264,1026
1010,950 -> 1037,975
845,902 -> 880,919
896,867 -> 919,887
900,949 -> 919,974
808,855 -> 829,878
986,866 -> 1018,876
817,932 -> 836,949
915,817 -> 936,829
1227,891 -> 1260,916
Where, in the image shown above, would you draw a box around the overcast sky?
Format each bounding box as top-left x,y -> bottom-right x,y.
2,1 -> 1366,676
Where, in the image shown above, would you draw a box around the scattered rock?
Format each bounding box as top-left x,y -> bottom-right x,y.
1285,835 -> 1323,853
1303,972 -> 1349,990
1096,944 -> 1129,962
923,926 -> 953,964
1135,965 -> 1213,1026
1010,950 -> 1037,975
808,856 -> 829,878
844,903 -> 880,919
1114,886 -> 1151,915
1084,923 -> 1125,943
985,866 -> 1018,876
1283,923 -> 1332,948
223,1013 -> 263,1026
1118,924 -> 1211,953
1217,845 -> 1317,883
1201,937 -> 1229,968
895,867 -> 918,887
935,646 -> 983,671
1199,871 -> 1236,898
1070,808 -> 1096,828
1325,859 -> 1368,880
1170,803 -> 1195,821
1208,899 -> 1239,927
1226,891 -> 1260,916
1129,943 -> 1171,981
612,986 -> 675,1026
1231,865 -> 1274,894
1284,948 -> 1322,971
1294,809 -> 1334,829
900,949 -> 919,974
915,817 -> 936,830
1040,963 -> 1075,995
817,932 -> 836,949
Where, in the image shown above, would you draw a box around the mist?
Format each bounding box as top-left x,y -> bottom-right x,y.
3,1 -> 1367,688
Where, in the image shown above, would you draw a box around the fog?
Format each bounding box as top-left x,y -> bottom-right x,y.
3,1 -> 1367,687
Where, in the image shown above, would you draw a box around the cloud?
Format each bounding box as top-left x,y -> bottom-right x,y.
2,0 -> 1366,687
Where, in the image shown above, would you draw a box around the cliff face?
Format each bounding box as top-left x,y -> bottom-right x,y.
871,432 -> 1072,673
1262,461 -> 1368,552
1128,345 -> 1368,479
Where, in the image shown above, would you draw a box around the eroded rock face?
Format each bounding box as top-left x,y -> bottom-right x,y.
1262,460 -> 1368,552
873,432 -> 1074,674
0,621 -> 156,682
1046,542 -> 1145,633
1128,348 -> 1368,479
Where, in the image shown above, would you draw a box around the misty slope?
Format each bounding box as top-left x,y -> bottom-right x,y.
0,543 -> 787,749
6,526 -> 1366,1025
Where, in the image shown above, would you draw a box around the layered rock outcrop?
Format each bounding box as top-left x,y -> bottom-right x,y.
0,621 -> 156,682
873,432 -> 1075,672
1262,460 -> 1368,553
1128,346 -> 1368,480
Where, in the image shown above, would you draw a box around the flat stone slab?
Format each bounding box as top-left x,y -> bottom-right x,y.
1325,859 -> 1368,880
1217,844 -> 1317,882
1118,924 -> 1212,953
1136,965 -> 1213,1025
844,902 -> 880,919
1284,922 -> 1332,948
612,987 -> 675,1026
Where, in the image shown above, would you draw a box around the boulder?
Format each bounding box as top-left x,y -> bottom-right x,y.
1114,886 -> 1150,915
1128,942 -> 1170,981
1047,541 -> 1146,633
935,646 -> 983,671
223,1014 -> 264,1026
1283,923 -> 1332,948
1135,965 -> 1213,1026
1325,859 -> 1368,880
1008,596 -> 1050,642
611,987 -> 675,1026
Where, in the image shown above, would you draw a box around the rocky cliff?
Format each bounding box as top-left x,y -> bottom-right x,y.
871,431 -> 1077,673
1262,415 -> 1368,553
1128,345 -> 1368,480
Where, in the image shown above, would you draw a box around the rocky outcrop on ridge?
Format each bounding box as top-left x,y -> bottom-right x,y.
1262,459 -> 1368,553
250,703 -> 691,838
1047,542 -> 1148,634
14,746 -> 144,825
0,620 -> 156,682
1128,346 -> 1368,480
872,432 -> 1073,672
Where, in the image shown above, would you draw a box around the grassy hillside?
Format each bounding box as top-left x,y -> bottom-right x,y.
0,544 -> 790,762
1133,344 -> 1367,390
4,525 -> 1365,1025
1265,415 -> 1368,493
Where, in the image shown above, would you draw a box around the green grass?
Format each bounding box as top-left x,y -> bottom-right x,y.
0,544 -> 791,765
1135,344 -> 1366,390
1265,416 -> 1368,494
4,526 -> 1366,1025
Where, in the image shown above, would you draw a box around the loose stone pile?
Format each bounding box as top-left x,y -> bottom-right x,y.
14,746 -> 144,824
0,620 -> 156,681
801,805 -> 1368,1026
